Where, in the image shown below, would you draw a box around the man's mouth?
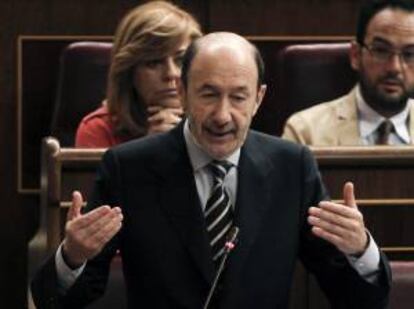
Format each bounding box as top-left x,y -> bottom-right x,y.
204,127 -> 235,139
379,78 -> 404,92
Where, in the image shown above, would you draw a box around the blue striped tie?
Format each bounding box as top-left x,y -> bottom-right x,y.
205,160 -> 233,263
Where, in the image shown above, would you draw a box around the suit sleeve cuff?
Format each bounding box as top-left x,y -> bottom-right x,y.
55,243 -> 86,293
346,231 -> 380,284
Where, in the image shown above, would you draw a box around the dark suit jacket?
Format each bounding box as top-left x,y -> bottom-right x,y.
31,124 -> 391,308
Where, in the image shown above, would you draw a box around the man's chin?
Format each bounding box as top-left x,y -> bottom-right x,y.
203,144 -> 237,160
378,87 -> 403,99
374,92 -> 409,113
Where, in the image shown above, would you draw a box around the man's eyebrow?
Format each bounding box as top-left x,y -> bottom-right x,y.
197,84 -> 250,92
370,37 -> 392,45
232,86 -> 250,93
197,84 -> 219,92
371,36 -> 414,49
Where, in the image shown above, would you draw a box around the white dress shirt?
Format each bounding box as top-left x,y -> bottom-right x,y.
356,85 -> 412,145
183,120 -> 239,209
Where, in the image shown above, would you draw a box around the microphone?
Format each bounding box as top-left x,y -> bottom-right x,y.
203,226 -> 240,309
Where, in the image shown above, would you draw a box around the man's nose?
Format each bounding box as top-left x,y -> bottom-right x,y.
212,99 -> 232,124
385,53 -> 404,73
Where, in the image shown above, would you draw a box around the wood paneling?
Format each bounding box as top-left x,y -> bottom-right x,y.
314,146 -> 414,258
208,0 -> 360,35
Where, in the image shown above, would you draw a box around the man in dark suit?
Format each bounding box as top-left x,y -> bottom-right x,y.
32,32 -> 391,308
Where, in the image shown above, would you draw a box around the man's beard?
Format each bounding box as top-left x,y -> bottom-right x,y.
359,73 -> 412,115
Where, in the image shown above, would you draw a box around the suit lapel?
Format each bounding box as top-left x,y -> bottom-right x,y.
158,125 -> 215,285
225,133 -> 273,276
409,104 -> 414,141
336,88 -> 361,145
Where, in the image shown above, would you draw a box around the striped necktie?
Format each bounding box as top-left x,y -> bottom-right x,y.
376,120 -> 394,145
205,160 -> 233,263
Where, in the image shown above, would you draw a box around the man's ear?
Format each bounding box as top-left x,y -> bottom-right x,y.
350,40 -> 362,71
253,84 -> 267,116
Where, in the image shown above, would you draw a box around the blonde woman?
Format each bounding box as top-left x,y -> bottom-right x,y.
75,1 -> 201,147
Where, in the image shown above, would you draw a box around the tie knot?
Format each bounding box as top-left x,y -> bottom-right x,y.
209,160 -> 232,182
376,120 -> 394,145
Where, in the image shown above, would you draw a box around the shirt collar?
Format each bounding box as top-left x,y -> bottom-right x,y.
356,85 -> 411,143
183,119 -> 240,172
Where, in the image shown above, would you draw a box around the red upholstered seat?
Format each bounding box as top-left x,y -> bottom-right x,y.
389,261 -> 414,309
276,43 -> 357,134
50,41 -> 112,146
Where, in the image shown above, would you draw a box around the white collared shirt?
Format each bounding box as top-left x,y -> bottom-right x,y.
356,85 -> 411,145
183,120 -> 239,210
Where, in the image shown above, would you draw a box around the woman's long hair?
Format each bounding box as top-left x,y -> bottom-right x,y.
107,1 -> 201,138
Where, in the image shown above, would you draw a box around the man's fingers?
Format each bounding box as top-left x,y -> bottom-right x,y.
77,207 -> 122,237
317,202 -> 359,219
71,208 -> 123,255
308,212 -> 362,239
308,207 -> 352,230
69,205 -> 113,231
67,191 -> 84,221
309,187 -> 367,255
311,226 -> 346,248
64,206 -> 122,264
89,212 -> 123,247
343,181 -> 357,208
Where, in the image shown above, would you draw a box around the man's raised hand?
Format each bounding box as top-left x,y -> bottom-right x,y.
62,191 -> 123,268
308,182 -> 368,256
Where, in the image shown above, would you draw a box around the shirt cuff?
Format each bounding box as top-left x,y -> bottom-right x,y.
346,232 -> 380,284
55,243 -> 87,293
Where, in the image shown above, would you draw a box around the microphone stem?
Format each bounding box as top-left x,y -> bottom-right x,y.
203,226 -> 239,309
202,251 -> 230,309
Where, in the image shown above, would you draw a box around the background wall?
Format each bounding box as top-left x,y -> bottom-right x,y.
0,0 -> 362,307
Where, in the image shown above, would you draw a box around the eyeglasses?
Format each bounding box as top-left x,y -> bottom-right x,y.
360,42 -> 414,67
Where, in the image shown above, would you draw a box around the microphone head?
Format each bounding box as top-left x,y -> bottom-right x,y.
225,226 -> 239,251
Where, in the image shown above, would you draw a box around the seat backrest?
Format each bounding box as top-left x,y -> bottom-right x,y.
50,41 -> 112,146
389,261 -> 414,309
275,42 -> 357,134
